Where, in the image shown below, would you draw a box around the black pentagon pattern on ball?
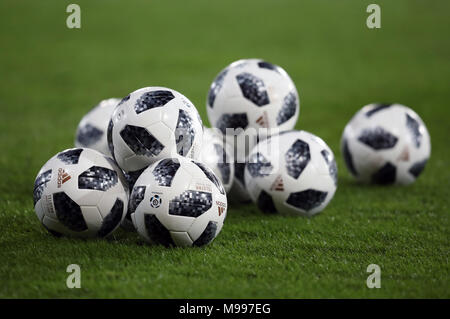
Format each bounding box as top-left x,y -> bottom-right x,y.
286,189 -> 328,212
169,190 -> 212,218
78,166 -> 118,191
257,61 -> 279,73
118,94 -> 130,105
33,169 -> 52,205
247,152 -> 273,177
107,119 -> 115,159
76,124 -> 103,147
128,186 -> 146,216
234,162 -> 246,186
276,92 -> 297,125
120,125 -> 164,157
365,103 -> 392,117
175,109 -> 195,156
257,190 -> 278,214
358,126 -> 398,150
285,139 -> 310,179
53,192 -> 87,232
144,214 -> 175,247
208,68 -> 228,108
236,72 -> 270,106
342,138 -> 357,176
214,144 -> 231,185
321,149 -> 338,186
57,148 -> 83,165
193,221 -> 218,247
371,162 -> 396,184
406,113 -> 422,148
134,90 -> 175,114
98,198 -> 124,237
216,113 -> 249,135
152,158 -> 180,187
193,161 -> 225,194
409,159 -> 428,178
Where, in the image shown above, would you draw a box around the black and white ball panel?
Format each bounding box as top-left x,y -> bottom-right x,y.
76,124 -> 103,147
134,90 -> 175,114
236,72 -> 270,107
285,139 -> 310,179
286,189 -> 328,212
33,169 -> 52,206
57,148 -> 83,165
208,68 -> 228,108
169,190 -> 213,218
78,166 -> 118,191
97,198 -> 124,237
216,113 -> 249,135
120,125 -> 165,158
358,126 -> 398,150
152,158 -> 181,187
175,109 -> 195,156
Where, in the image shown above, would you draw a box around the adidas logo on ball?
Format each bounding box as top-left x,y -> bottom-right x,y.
57,168 -> 71,188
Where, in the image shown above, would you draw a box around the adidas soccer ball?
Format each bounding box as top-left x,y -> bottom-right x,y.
207,59 -> 300,201
341,103 -> 431,185
199,127 -> 234,192
75,98 -> 120,157
33,148 -> 128,238
130,157 -> 227,247
108,87 -> 203,174
207,59 -> 299,136
245,130 -> 337,216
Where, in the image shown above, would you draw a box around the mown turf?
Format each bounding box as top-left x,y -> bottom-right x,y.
0,0 -> 449,298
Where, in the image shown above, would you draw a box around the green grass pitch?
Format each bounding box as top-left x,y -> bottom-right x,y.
0,0 -> 448,298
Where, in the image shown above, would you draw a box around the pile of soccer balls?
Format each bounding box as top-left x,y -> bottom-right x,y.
33,58 -> 431,247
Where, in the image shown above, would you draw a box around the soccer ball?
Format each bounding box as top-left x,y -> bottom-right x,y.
199,127 -> 234,192
245,130 -> 337,216
206,59 -> 300,201
108,87 -> 203,174
341,103 -> 431,185
207,58 -> 299,136
130,157 -> 227,247
33,148 -> 129,238
75,98 -> 120,157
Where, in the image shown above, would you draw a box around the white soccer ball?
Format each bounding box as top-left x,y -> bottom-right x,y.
206,59 -> 300,201
245,130 -> 337,216
207,59 -> 299,135
75,98 -> 120,157
199,127 -> 234,193
33,148 -> 129,238
130,157 -> 227,247
341,103 -> 431,185
108,87 -> 203,174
